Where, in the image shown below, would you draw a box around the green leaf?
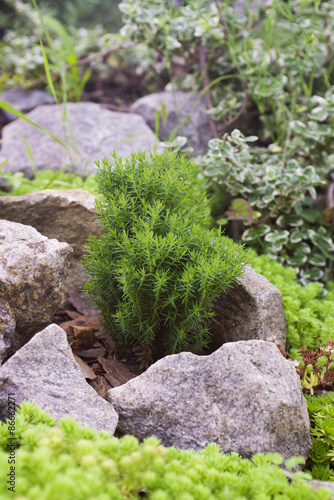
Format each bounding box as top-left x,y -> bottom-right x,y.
300,209 -> 320,223
285,456 -> 305,470
289,230 -> 303,244
300,268 -> 324,281
276,215 -> 303,228
308,122 -> 332,137
160,102 -> 168,122
19,130 -> 37,174
204,165 -> 222,177
287,253 -> 308,266
231,129 -> 245,141
242,224 -> 270,242
225,198 -> 255,222
264,230 -> 289,245
254,78 -> 283,98
290,120 -> 307,134
309,106 -> 328,122
44,15 -> 76,54
266,167 -> 277,180
267,242 -> 284,252
78,68 -> 92,96
296,242 -> 312,255
34,19 -> 58,103
308,254 -> 327,267
245,135 -> 258,142
154,107 -> 160,138
216,218 -> 228,226
310,232 -> 334,253
160,136 -> 188,152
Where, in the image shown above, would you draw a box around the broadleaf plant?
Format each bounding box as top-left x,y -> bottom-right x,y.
82,151 -> 246,367
197,130 -> 334,284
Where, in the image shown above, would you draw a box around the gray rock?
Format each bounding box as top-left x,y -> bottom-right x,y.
209,265 -> 286,349
310,480 -> 334,498
107,340 -> 311,459
0,301 -> 18,364
0,220 -> 73,357
0,323 -> 118,434
131,91 -> 213,154
0,190 -> 102,303
0,102 -> 159,176
0,89 -> 55,122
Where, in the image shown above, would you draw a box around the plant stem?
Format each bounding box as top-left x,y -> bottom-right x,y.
214,0 -> 229,41
198,45 -> 219,138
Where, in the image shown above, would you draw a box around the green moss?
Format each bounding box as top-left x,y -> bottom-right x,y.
0,401 -> 332,499
247,249 -> 334,351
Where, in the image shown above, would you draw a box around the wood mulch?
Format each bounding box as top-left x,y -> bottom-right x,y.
53,306 -> 143,399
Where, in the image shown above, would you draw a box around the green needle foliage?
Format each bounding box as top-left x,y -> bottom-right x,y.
82,151 -> 246,366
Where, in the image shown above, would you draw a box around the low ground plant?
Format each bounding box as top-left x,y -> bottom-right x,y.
82,151 -> 246,367
306,392 -> 334,481
0,400 -> 331,499
296,342 -> 334,394
0,169 -> 96,196
248,249 -> 334,352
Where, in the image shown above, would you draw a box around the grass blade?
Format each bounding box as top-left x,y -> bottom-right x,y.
20,130 -> 37,174
0,100 -> 69,151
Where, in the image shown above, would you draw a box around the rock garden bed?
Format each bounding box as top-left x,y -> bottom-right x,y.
1,0 -> 334,497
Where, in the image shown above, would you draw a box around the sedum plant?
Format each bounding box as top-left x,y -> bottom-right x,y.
82,151 -> 246,366
249,249 -> 334,352
1,400 -> 330,499
306,392 -> 334,481
296,341 -> 334,395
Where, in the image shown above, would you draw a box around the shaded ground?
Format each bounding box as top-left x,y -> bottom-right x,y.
54,307 -> 143,399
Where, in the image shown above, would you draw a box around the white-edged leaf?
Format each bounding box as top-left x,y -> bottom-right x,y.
287,253 -> 308,266
264,230 -> 289,244
308,254 -> 327,266
309,106 -> 328,122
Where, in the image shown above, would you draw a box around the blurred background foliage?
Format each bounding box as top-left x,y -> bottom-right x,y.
0,0 -> 123,32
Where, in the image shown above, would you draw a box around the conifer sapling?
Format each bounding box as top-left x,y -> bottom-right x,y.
82,151 -> 246,367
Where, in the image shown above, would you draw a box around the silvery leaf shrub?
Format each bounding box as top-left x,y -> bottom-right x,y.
118,0 -> 334,147
197,130 -> 334,285
288,88 -> 334,180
